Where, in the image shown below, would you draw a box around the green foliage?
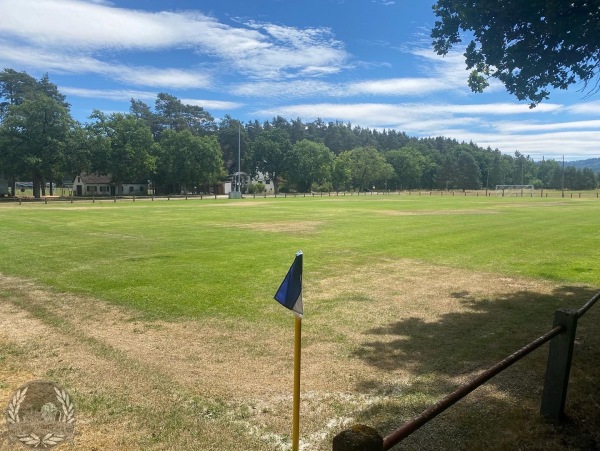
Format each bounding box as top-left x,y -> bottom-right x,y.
432,0 -> 600,106
286,139 -> 334,192
0,68 -> 38,119
158,129 -> 225,193
247,182 -> 265,194
310,181 -> 332,192
88,111 -> 156,186
331,153 -> 352,192
249,128 -> 292,193
386,147 -> 432,190
342,146 -> 394,190
1,93 -> 72,197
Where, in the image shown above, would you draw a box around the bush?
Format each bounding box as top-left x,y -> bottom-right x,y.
247,182 -> 266,194
311,182 -> 333,193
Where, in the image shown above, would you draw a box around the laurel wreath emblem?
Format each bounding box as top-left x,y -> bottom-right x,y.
6,383 -> 75,448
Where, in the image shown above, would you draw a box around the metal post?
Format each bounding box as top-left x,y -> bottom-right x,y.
238,122 -> 241,196
540,309 -> 578,420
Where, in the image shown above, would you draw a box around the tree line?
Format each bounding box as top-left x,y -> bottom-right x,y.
0,68 -> 597,198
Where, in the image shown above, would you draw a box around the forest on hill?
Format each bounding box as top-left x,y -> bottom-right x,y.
566,158 -> 600,174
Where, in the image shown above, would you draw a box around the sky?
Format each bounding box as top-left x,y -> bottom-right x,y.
0,0 -> 598,161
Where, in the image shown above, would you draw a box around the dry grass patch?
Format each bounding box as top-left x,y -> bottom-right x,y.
376,209 -> 500,216
223,220 -> 322,234
1,265 -> 597,450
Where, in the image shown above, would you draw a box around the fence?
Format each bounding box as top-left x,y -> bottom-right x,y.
2,189 -> 600,205
332,290 -> 600,450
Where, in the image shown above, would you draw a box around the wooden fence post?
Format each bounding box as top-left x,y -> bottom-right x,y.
333,425 -> 383,451
540,309 -> 578,420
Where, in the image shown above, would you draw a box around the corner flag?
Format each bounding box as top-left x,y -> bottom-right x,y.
274,251 -> 303,317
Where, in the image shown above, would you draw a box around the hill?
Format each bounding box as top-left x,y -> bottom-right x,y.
566,158 -> 600,173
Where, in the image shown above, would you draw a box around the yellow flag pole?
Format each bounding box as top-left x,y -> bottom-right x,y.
292,314 -> 302,451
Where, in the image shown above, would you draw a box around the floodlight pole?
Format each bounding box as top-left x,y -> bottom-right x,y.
238,122 -> 241,195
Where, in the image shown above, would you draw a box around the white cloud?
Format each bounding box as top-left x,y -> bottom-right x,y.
233,76 -> 467,99
348,78 -> 448,96
0,41 -> 213,89
567,100 -> 600,114
451,130 -> 600,160
0,0 -> 348,81
494,119 -> 600,133
255,102 -> 562,125
181,99 -> 244,110
233,80 -> 346,98
60,87 -> 156,101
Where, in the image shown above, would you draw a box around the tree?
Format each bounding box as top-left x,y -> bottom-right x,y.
331,153 -> 352,192
217,116 -> 252,177
0,68 -> 37,120
581,168 -> 598,190
1,93 -> 72,197
286,139 -> 334,192
64,122 -> 94,177
343,146 -> 394,190
130,99 -> 161,140
159,129 -> 225,193
457,150 -> 482,190
386,147 -> 429,190
249,128 -> 292,193
154,93 -> 214,136
432,0 -> 600,106
88,111 -> 156,190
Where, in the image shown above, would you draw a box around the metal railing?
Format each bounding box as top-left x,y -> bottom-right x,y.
333,290 -> 600,451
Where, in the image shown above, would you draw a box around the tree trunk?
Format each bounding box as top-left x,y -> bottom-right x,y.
33,172 -> 42,198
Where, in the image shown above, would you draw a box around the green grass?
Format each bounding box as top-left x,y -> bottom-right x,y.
0,195 -> 599,320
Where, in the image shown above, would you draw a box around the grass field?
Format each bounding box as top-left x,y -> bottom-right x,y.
1,195 -> 600,450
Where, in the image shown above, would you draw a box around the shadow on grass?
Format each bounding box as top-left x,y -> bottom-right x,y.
351,285 -> 600,449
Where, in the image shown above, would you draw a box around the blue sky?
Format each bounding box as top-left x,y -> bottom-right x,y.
1,0 -> 599,161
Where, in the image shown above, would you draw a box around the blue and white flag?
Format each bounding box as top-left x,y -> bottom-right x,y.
274,251 -> 303,317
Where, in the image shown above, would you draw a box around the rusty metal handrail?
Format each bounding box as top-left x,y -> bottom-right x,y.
382,289 -> 600,450
577,290 -> 600,318
382,324 -> 564,449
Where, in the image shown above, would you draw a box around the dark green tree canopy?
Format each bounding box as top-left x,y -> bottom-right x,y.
432,0 -> 600,106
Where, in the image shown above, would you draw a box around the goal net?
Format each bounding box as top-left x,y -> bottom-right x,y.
495,185 -> 534,197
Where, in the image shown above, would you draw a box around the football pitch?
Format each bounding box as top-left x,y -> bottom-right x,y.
1,195 -> 599,449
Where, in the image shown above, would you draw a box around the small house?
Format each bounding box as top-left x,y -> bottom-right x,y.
73,173 -> 148,196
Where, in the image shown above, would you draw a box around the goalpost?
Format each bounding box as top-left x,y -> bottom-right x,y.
495,185 -> 535,197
